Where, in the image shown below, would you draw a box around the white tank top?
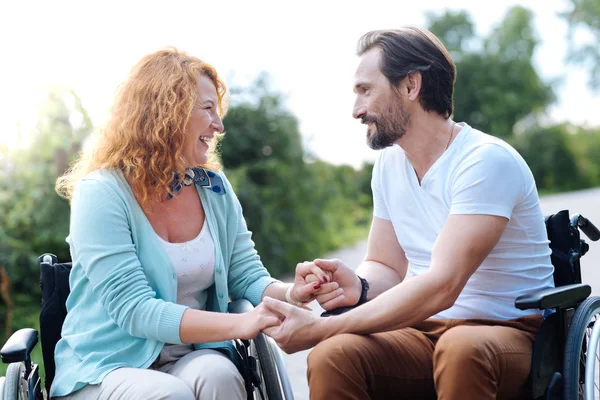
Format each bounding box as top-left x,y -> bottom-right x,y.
157,220 -> 215,310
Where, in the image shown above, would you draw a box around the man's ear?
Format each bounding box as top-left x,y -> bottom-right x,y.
405,72 -> 422,101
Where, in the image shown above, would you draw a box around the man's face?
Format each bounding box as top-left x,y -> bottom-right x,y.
352,48 -> 411,150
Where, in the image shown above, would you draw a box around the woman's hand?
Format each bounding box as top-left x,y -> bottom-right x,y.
305,259 -> 361,310
290,261 -> 341,304
237,302 -> 283,340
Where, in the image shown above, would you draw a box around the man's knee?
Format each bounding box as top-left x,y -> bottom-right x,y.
434,326 -> 493,369
308,334 -> 366,378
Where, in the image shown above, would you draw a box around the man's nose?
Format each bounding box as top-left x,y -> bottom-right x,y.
353,100 -> 366,120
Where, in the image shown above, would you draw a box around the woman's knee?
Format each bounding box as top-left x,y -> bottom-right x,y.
201,354 -> 244,389
171,350 -> 245,398
100,368 -> 195,400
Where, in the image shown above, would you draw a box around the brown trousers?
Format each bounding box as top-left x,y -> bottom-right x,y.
307,314 -> 543,400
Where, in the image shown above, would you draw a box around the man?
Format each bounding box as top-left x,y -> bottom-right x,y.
262,27 -> 554,400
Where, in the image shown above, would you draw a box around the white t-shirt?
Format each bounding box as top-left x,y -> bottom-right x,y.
372,122 -> 554,320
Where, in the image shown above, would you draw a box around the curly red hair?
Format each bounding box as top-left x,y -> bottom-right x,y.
56,47 -> 228,206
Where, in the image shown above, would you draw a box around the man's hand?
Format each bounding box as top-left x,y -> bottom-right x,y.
290,261 -> 341,305
261,297 -> 327,353
237,302 -> 283,340
305,259 -> 362,310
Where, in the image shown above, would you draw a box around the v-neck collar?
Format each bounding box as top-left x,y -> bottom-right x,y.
407,122 -> 471,188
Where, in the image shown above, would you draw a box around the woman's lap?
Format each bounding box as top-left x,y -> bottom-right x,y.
57,349 -> 245,400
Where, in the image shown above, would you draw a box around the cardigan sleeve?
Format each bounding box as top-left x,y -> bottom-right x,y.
68,177 -> 188,344
220,173 -> 277,306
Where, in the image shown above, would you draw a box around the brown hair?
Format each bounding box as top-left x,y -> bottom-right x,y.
357,28 -> 456,118
56,47 -> 228,206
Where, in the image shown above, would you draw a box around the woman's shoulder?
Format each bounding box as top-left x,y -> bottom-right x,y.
75,168 -> 128,202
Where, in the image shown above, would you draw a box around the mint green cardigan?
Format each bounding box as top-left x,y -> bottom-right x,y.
51,169 -> 276,397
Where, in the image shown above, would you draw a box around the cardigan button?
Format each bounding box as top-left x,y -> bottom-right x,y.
218,292 -> 224,299
216,268 -> 222,275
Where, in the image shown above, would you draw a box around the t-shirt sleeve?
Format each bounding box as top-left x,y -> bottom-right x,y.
371,152 -> 391,220
449,144 -> 525,219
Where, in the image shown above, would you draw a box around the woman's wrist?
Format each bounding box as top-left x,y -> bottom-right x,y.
285,284 -> 304,306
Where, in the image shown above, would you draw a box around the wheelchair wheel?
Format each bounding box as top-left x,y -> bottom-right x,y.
2,362 -> 28,400
252,333 -> 285,400
564,296 -> 600,400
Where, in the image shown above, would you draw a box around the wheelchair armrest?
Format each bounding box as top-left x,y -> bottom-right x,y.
228,299 -> 254,314
515,284 -> 591,310
1,328 -> 39,364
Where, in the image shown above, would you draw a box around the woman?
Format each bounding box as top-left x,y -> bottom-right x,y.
53,48 -> 340,400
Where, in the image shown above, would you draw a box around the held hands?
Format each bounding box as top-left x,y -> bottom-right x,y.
237,302 -> 283,340
261,297 -> 323,353
289,261 -> 342,307
304,259 -> 362,310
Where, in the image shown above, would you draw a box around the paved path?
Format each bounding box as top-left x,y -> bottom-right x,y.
281,187 -> 600,400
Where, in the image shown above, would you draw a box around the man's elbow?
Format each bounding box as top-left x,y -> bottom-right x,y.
432,278 -> 463,312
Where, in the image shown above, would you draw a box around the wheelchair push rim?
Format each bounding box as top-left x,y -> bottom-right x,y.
563,296 -> 600,400
2,362 -> 28,400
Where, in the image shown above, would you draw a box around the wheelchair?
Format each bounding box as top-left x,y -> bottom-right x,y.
0,254 -> 294,400
321,209 -> 600,400
515,210 -> 600,400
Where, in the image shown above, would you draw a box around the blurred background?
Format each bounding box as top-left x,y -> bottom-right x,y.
1,0 -> 599,384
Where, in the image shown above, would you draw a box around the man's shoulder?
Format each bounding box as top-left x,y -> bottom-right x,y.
457,126 -> 525,168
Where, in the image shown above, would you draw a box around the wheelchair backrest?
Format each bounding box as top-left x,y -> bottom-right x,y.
38,254 -> 72,395
544,209 -> 586,287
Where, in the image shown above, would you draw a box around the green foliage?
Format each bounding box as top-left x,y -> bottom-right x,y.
512,124 -> 590,191
563,0 -> 600,89
221,75 -> 304,169
0,88 -> 90,353
222,77 -> 372,276
427,7 -> 555,138
1,88 -> 90,292
425,10 -> 475,58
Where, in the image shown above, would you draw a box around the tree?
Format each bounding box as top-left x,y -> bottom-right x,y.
425,10 -> 475,59
512,124 -> 589,191
0,87 -> 91,334
221,74 -> 303,168
427,7 -> 555,138
221,76 -> 373,276
563,0 -> 600,89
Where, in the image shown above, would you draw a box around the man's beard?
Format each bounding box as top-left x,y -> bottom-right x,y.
364,100 -> 411,150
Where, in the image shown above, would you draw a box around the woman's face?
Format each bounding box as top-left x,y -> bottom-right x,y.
182,75 -> 224,166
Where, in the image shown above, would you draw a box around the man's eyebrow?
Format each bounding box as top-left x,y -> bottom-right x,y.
354,81 -> 368,92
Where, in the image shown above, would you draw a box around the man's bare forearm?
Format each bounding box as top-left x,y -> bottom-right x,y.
355,260 -> 406,300
318,271 -> 453,338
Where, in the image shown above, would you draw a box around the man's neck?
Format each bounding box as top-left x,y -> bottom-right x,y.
397,113 -> 455,183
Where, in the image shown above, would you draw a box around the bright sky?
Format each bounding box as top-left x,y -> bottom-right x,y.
1,0 -> 598,167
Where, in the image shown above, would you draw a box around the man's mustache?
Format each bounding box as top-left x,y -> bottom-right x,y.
361,116 -> 378,125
